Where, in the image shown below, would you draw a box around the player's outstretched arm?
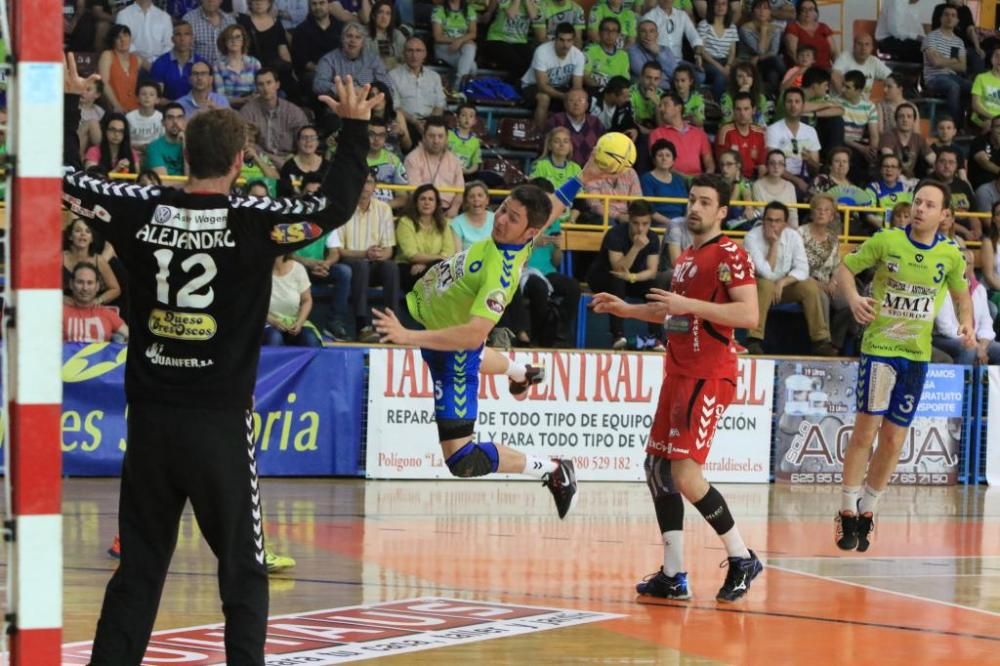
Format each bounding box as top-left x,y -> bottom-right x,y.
541,157 -> 620,233
372,308 -> 494,351
62,54 -> 158,250
591,292 -> 671,324
64,52 -> 101,168
302,76 -> 384,231
646,285 -> 758,329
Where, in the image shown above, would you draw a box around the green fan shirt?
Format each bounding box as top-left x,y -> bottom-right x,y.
533,0 -> 586,39
432,4 -> 477,39
448,129 -> 482,171
486,0 -> 533,43
587,4 -> 637,47
583,44 -> 630,90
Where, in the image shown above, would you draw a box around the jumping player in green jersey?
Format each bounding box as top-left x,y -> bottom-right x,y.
834,179 -> 973,553
372,159 -> 612,518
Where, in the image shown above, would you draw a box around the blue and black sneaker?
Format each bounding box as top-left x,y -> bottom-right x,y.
716,550 -> 763,602
636,568 -> 692,600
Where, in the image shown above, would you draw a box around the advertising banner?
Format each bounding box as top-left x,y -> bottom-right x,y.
987,366 -> 1000,485
773,362 -> 964,485
55,343 -> 366,476
365,348 -> 774,482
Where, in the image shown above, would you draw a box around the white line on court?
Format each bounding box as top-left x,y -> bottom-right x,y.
766,563 -> 1000,619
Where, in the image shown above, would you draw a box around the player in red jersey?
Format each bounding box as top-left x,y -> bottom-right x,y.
592,174 -> 763,603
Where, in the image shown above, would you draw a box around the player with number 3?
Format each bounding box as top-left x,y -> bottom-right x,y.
834,179 -> 972,553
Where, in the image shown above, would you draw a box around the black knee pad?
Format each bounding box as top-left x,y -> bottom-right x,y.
445,442 -> 500,477
436,418 -> 476,442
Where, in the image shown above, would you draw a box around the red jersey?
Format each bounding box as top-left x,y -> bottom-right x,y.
63,304 -> 125,342
665,235 -> 755,379
716,124 -> 766,179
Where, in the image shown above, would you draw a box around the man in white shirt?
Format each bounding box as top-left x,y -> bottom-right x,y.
765,88 -> 821,193
743,201 -> 835,356
522,22 -> 586,128
641,0 -> 703,71
875,0 -> 926,63
389,36 -> 446,135
832,33 -> 892,95
325,172 -> 401,343
116,0 -> 174,62
933,250 -> 1000,364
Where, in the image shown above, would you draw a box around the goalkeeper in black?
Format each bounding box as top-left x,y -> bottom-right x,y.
62,59 -> 381,666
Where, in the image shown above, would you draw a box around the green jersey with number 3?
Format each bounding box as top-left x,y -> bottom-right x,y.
407,239 -> 532,330
842,227 -> 967,361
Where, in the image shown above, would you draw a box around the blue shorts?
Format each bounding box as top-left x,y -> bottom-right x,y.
421,346 -> 484,422
855,353 -> 928,427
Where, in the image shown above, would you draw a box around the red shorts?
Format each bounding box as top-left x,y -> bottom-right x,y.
646,374 -> 736,464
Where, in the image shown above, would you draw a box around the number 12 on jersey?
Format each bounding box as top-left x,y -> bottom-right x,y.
154,249 -> 218,308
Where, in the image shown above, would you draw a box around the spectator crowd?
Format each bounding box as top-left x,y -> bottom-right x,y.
57,0 -> 1000,363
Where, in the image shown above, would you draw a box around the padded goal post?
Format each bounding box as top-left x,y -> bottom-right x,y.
4,0 -> 66,664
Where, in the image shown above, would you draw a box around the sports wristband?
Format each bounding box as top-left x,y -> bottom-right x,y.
554,176 -> 583,208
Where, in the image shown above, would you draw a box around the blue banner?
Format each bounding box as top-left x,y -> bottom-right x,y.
58,343 -> 365,476
915,364 -> 965,419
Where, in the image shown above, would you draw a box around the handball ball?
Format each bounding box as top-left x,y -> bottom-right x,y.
593,132 -> 637,174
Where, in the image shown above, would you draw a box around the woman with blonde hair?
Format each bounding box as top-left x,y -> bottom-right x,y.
450,180 -> 495,251
797,192 -> 855,351
528,127 -> 582,187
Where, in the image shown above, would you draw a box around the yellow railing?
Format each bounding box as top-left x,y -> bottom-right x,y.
374,182 -> 989,247
105,176 -> 990,247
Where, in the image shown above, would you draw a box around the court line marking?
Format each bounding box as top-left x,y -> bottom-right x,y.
767,563 -> 1000,619
60,564 -> 1000,645
770,555 -> 1000,560
836,573 -> 1000,578
635,597 -> 1000,643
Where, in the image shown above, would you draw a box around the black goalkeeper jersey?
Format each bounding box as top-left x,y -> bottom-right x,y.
62,118 -> 370,409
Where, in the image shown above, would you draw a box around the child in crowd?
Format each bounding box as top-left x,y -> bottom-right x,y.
126,81 -> 164,156
781,44 -> 816,91
890,201 -> 912,229
78,78 -> 105,161
447,102 -> 483,176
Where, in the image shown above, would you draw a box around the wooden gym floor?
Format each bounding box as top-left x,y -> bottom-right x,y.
53,478 -> 1000,664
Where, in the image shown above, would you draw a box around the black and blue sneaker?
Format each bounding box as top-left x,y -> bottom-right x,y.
716,550 -> 763,602
636,568 -> 692,600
